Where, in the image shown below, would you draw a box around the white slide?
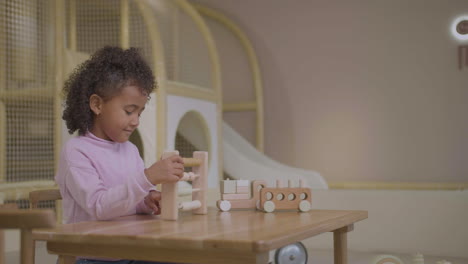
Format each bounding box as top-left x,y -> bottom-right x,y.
178,121 -> 328,190
222,122 -> 328,189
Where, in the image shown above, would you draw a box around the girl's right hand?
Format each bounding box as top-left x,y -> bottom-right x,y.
144,155 -> 184,185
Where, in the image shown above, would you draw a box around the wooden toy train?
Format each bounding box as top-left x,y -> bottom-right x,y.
217,179 -> 312,213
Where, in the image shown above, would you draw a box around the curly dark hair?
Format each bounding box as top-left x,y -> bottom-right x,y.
62,46 -> 156,135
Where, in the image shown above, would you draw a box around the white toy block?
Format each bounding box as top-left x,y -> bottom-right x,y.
221,180 -> 236,194
236,179 -> 249,187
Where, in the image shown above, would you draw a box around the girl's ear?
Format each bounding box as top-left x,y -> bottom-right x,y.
89,94 -> 103,116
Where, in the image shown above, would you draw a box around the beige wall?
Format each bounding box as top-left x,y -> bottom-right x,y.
193,0 -> 468,183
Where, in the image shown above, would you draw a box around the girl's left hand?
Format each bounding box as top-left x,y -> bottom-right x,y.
144,190 -> 162,215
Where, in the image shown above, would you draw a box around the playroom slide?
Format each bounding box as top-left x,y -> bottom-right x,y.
178,121 -> 328,189
222,122 -> 328,189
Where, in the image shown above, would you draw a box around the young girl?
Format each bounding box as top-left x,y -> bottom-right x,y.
56,46 -> 184,264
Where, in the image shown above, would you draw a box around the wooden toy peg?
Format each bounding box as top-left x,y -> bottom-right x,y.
178,200 -> 202,211
299,179 -> 305,188
181,172 -> 198,181
276,179 -> 284,188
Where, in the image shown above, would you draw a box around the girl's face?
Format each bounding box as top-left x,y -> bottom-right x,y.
90,85 -> 148,143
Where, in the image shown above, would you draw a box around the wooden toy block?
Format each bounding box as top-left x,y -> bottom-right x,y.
236,186 -> 249,194
221,180 -> 236,194
222,193 -> 250,200
237,179 -> 249,187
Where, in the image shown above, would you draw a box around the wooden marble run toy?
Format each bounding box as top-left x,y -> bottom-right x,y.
217,179 -> 312,213
160,151 -> 208,221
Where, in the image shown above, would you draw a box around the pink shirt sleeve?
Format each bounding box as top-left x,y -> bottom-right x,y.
65,164 -> 154,220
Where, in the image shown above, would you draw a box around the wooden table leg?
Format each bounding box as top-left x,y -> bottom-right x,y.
0,230 -> 4,264
333,224 -> 354,264
21,229 -> 34,264
254,252 -> 269,264
57,255 -> 75,264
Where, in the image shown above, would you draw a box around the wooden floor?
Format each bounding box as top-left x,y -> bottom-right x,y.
4,242 -> 468,264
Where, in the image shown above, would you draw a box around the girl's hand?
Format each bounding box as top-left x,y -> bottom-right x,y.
144,190 -> 162,215
144,155 -> 184,185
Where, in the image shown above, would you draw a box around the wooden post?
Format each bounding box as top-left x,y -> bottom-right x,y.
192,151 -> 208,215
160,151 -> 180,221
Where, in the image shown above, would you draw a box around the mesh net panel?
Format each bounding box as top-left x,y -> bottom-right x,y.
67,0 -> 153,59
6,101 -> 55,182
175,112 -> 210,172
202,15 -> 254,103
129,1 -> 153,63
1,0 -> 55,185
1,0 -> 215,205
4,199 -> 56,210
1,0 -> 154,207
147,0 -> 213,89
175,132 -> 198,173
202,13 -> 258,146
177,8 -> 212,88
72,1 -> 121,53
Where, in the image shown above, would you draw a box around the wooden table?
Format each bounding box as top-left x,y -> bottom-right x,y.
33,208 -> 367,264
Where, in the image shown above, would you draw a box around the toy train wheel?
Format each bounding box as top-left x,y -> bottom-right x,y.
263,201 -> 275,213
217,200 -> 231,212
274,242 -> 308,264
298,200 -> 311,212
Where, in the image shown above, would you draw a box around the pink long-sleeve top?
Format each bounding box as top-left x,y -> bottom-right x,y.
55,132 -> 154,224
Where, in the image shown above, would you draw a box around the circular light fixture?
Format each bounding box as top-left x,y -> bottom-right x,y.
457,20 -> 468,34
451,16 -> 468,40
